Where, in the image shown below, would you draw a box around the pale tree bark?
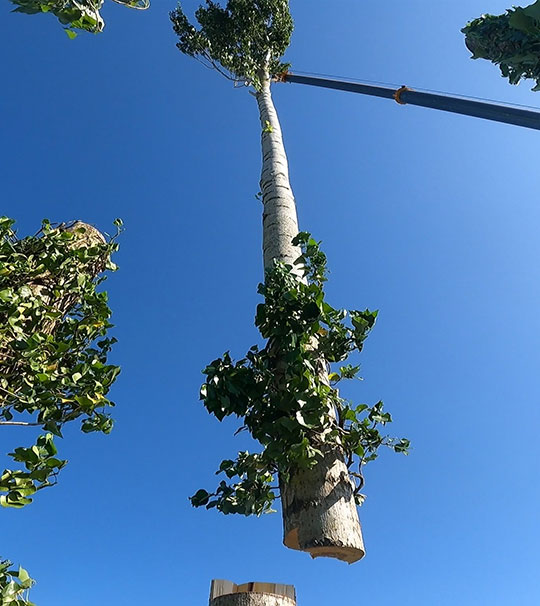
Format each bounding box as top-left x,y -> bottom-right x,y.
254,77 -> 365,563
280,447 -> 365,563
256,78 -> 301,270
209,580 -> 295,606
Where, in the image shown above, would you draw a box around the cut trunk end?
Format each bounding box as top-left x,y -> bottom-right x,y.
280,447 -> 365,564
209,580 -> 296,606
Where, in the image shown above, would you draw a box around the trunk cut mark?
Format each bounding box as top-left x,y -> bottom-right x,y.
210,579 -> 296,606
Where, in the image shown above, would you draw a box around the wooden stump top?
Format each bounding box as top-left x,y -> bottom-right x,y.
210,580 -> 296,601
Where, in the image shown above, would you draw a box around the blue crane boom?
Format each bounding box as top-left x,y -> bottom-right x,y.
281,72 -> 540,131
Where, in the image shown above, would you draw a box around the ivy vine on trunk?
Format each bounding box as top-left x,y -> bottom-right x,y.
191,234 -> 409,517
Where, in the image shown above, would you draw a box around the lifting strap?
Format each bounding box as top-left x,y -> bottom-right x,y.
393,85 -> 411,105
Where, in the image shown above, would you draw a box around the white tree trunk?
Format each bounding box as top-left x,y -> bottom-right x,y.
256,80 -> 301,270
255,80 -> 365,563
281,447 -> 365,563
209,580 -> 295,606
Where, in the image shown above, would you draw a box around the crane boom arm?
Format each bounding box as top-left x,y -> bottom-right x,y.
282,72 -> 540,131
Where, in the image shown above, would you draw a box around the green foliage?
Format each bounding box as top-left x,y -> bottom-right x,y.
0,434 -> 66,509
192,234 -> 409,516
0,560 -> 35,606
0,217 -> 120,603
170,0 -> 293,89
0,217 -> 120,505
9,0 -> 150,36
463,1 -> 540,90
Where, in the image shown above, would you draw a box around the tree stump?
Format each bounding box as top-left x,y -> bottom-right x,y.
209,580 -> 296,606
281,446 -> 365,563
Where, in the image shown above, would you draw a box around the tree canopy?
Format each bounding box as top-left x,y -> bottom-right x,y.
463,0 -> 540,90
170,0 -> 293,89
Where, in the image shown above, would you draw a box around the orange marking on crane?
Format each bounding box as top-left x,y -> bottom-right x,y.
393,85 -> 411,105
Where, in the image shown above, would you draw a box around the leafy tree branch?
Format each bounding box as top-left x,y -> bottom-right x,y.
0,217 -> 121,507
9,0 -> 149,37
0,560 -> 35,606
0,217 -> 121,604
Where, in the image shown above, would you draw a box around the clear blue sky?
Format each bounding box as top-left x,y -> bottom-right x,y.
2,1 -> 540,605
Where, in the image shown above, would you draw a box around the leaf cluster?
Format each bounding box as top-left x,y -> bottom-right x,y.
170,0 -> 293,89
9,0 -> 149,37
0,434 -> 66,509
462,1 -> 540,90
0,217 -> 120,508
191,233 -> 409,516
0,560 -> 35,606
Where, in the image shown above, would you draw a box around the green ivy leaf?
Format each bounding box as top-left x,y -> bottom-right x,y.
196,232 -> 409,516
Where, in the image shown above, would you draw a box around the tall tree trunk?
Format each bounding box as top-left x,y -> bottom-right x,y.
255,78 -> 365,563
209,580 -> 295,606
255,79 -> 301,270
